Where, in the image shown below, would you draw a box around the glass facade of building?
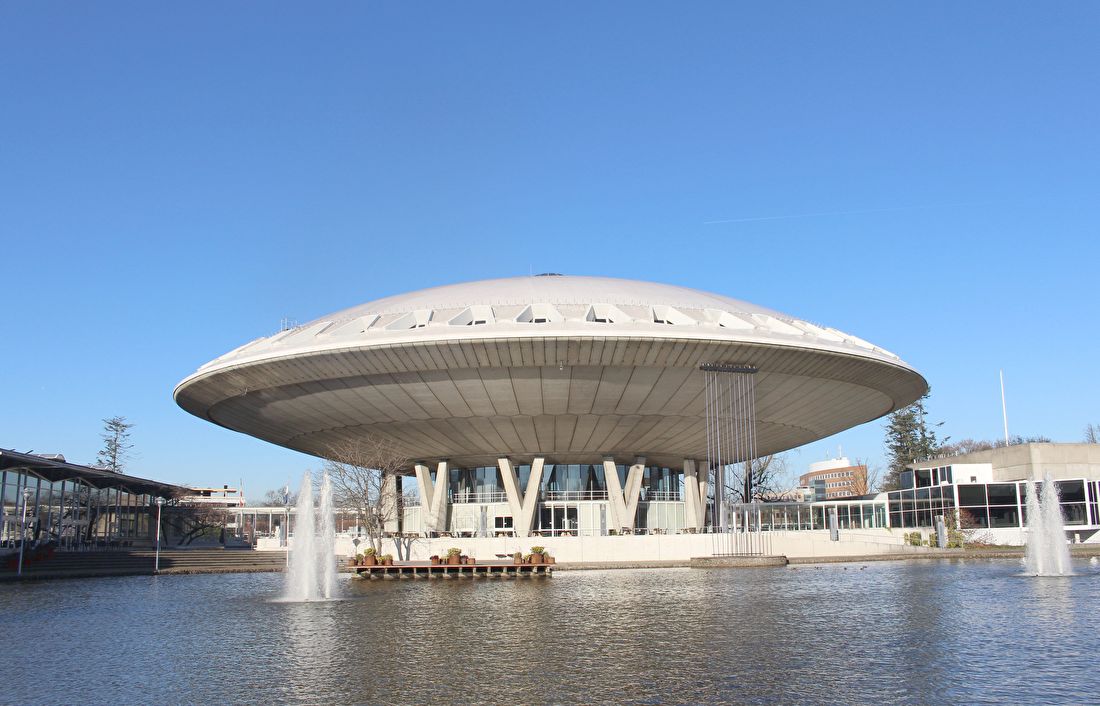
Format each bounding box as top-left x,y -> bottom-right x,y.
1,466 -> 160,550
444,464 -> 684,504
887,465 -> 1099,530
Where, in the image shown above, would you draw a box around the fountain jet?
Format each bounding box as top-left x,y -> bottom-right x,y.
284,470 -> 338,600
1024,474 -> 1072,576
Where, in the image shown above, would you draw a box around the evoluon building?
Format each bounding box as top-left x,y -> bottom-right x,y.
175,275 -> 926,541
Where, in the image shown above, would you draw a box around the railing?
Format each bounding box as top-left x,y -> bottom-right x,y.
543,490 -> 609,501
450,491 -> 508,504
639,491 -> 681,502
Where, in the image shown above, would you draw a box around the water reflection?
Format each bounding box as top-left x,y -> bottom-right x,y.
0,561 -> 1097,704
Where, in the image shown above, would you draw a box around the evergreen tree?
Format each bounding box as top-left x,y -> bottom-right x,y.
96,416 -> 135,473
882,393 -> 941,490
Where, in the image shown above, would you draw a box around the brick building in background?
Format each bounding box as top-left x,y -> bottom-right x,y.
800,457 -> 869,500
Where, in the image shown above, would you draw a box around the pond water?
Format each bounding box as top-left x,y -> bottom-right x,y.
1,559 -> 1098,704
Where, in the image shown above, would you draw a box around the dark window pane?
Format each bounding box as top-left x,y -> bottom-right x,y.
1062,503 -> 1087,525
1057,480 -> 1086,503
960,507 -> 988,529
988,505 -> 1019,528
899,471 -> 914,489
958,485 -> 986,506
987,483 -> 1018,506
915,469 -> 932,488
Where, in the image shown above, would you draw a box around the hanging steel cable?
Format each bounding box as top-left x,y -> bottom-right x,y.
701,363 -> 761,555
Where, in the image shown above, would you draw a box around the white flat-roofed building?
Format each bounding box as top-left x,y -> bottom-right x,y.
888,443 -> 1100,543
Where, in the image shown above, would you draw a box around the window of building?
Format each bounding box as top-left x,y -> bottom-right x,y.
957,485 -> 986,506
987,483 -> 1018,506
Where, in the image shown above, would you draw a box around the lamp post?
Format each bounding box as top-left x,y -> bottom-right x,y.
154,497 -> 165,574
17,487 -> 33,577
285,501 -> 291,568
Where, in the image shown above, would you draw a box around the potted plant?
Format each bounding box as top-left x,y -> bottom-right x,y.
513,551 -> 523,564
430,554 -> 441,566
466,556 -> 476,565
522,553 -> 533,564
362,547 -> 378,566
348,554 -> 359,567
543,552 -> 555,565
529,546 -> 545,563
447,547 -> 462,565
380,554 -> 393,566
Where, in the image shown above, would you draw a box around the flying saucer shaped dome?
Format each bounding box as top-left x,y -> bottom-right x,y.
175,275 -> 927,467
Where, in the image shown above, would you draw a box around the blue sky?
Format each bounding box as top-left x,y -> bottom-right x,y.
2,3 -> 1097,497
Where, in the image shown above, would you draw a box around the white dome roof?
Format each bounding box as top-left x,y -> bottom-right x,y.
176,274 -> 926,466
192,275 -> 905,375
325,274 -> 789,320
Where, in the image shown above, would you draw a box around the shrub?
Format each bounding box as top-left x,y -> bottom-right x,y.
530,546 -> 546,554
446,547 -> 462,557
363,547 -> 376,556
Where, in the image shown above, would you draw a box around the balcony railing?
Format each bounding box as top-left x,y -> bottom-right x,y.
450,491 -> 509,504
640,491 -> 681,502
543,490 -> 609,502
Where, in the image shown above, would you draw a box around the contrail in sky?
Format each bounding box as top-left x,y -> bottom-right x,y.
703,199 -> 1004,225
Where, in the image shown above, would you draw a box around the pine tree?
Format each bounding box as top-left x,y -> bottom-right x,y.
882,393 -> 940,490
96,416 -> 135,473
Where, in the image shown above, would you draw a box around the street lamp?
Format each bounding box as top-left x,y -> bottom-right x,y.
285,500 -> 291,568
17,487 -> 33,577
154,497 -> 165,574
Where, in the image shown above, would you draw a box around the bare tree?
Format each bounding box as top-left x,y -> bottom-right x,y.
95,416 -> 134,473
161,493 -> 227,546
849,459 -> 882,495
322,437 -> 410,556
257,488 -> 297,507
1086,424 -> 1100,444
726,454 -> 788,503
940,435 -> 1052,456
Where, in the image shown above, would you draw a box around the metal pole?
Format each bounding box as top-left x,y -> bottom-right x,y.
285,503 -> 291,567
999,369 -> 1010,445
18,488 -> 32,577
154,497 -> 164,574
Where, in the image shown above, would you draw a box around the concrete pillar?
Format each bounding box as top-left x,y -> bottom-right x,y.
603,458 -> 626,531
413,462 -> 449,535
603,457 -> 645,532
383,473 -> 399,534
683,459 -> 705,531
683,459 -> 697,529
498,457 -> 544,538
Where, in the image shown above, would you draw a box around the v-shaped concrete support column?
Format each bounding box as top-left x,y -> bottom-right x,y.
382,473 -> 400,533
414,461 -> 449,534
603,457 -> 645,532
683,459 -> 708,531
498,457 -> 544,538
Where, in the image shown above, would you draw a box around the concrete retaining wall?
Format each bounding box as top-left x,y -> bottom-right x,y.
280,529 -> 940,563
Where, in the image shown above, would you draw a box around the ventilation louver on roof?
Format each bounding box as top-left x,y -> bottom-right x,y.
585,303 -> 631,324
448,305 -> 495,326
386,309 -> 433,330
650,305 -> 694,326
703,309 -> 755,330
515,303 -> 563,324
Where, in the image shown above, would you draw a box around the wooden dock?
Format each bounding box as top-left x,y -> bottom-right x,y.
353,561 -> 552,579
